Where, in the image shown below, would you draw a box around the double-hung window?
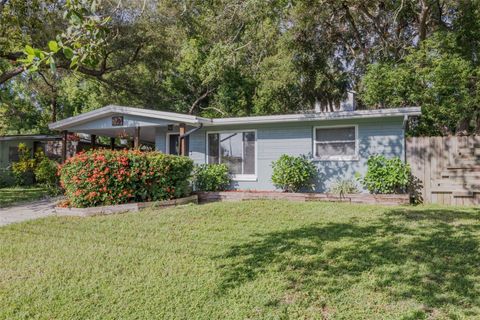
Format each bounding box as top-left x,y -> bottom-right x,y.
314,125 -> 358,160
207,131 -> 256,180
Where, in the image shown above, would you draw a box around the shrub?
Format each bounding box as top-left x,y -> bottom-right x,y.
193,163 -> 231,191
59,149 -> 194,208
0,168 -> 15,188
329,178 -> 359,195
360,155 -> 411,194
271,155 -> 317,192
35,158 -> 61,195
11,143 -> 36,185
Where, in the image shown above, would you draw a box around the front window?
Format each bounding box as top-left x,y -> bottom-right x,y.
314,126 -> 358,160
207,131 -> 256,179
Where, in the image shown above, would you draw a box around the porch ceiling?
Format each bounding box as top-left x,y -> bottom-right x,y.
75,126 -> 157,143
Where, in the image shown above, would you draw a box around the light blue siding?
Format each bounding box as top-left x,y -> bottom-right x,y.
154,116 -> 405,192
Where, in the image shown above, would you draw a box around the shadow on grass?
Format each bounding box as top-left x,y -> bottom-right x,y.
215,207 -> 480,312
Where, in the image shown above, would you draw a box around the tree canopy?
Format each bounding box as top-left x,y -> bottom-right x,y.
1,0 -> 479,135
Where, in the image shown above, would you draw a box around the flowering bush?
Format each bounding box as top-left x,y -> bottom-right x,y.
59,149 -> 193,208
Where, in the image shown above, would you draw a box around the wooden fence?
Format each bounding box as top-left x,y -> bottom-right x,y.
406,136 -> 480,206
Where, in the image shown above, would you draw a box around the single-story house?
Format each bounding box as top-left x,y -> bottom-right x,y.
0,134 -> 107,169
49,105 -> 421,192
0,134 -> 63,169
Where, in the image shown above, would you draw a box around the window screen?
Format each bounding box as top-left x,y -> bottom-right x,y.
315,127 -> 356,158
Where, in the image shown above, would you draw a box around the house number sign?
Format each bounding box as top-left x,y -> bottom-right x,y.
112,116 -> 124,126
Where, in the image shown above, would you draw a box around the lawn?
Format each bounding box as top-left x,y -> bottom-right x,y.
1,201 -> 479,319
0,186 -> 49,208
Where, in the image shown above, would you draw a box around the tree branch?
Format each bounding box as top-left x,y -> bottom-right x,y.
188,88 -> 214,114
0,66 -> 24,84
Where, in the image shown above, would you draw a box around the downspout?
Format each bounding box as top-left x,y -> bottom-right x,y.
180,123 -> 203,139
402,114 -> 408,163
179,123 -> 203,156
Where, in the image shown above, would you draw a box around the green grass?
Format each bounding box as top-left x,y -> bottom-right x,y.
1,201 -> 479,319
0,186 -> 49,207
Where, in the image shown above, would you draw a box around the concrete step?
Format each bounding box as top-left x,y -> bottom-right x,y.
458,147 -> 480,156
449,159 -> 480,166
430,186 -> 480,193
456,154 -> 480,160
453,191 -> 474,197
441,171 -> 480,178
446,164 -> 480,170
431,179 -> 480,187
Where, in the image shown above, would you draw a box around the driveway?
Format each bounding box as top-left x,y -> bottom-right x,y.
0,198 -> 59,226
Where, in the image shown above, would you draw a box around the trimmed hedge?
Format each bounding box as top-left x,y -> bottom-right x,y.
59,149 -> 193,208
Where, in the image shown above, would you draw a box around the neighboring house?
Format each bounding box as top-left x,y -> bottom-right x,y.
49,105 -> 421,192
0,134 -> 63,169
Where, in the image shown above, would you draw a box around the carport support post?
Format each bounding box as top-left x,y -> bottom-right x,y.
91,134 -> 96,149
110,137 -> 115,150
134,127 -> 140,149
179,123 -> 186,156
61,130 -> 68,163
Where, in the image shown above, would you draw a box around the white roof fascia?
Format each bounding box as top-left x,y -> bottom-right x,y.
49,106 -> 421,131
206,107 -> 421,126
49,105 -> 211,130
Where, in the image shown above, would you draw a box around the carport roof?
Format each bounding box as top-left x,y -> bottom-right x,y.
49,105 -> 211,131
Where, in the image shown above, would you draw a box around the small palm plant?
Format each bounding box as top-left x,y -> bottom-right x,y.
329,178 -> 359,197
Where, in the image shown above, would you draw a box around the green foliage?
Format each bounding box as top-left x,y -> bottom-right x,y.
329,178 -> 359,195
361,33 -> 479,135
59,149 -> 194,208
271,155 -> 317,192
18,0 -> 110,74
193,164 -> 231,192
0,169 -> 15,188
34,158 -> 61,195
11,143 -> 36,186
361,155 -> 411,194
3,1 -> 480,135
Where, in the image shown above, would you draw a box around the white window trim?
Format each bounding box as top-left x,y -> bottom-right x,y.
205,129 -> 258,181
312,124 -> 359,161
165,132 -> 179,155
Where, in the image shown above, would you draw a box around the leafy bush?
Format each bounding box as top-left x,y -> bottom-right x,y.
35,158 -> 61,195
0,169 -> 15,188
360,155 -> 411,194
329,178 -> 359,195
193,163 -> 231,191
59,149 -> 194,208
11,143 -> 36,185
271,155 -> 317,192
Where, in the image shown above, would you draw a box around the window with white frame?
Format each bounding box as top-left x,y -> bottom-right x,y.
207,131 -> 256,179
314,126 -> 358,160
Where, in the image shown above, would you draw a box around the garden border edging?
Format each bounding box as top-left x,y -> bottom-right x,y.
55,195 -> 198,217
197,191 -> 409,205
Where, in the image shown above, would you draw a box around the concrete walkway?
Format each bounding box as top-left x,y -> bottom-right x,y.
0,198 -> 59,226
